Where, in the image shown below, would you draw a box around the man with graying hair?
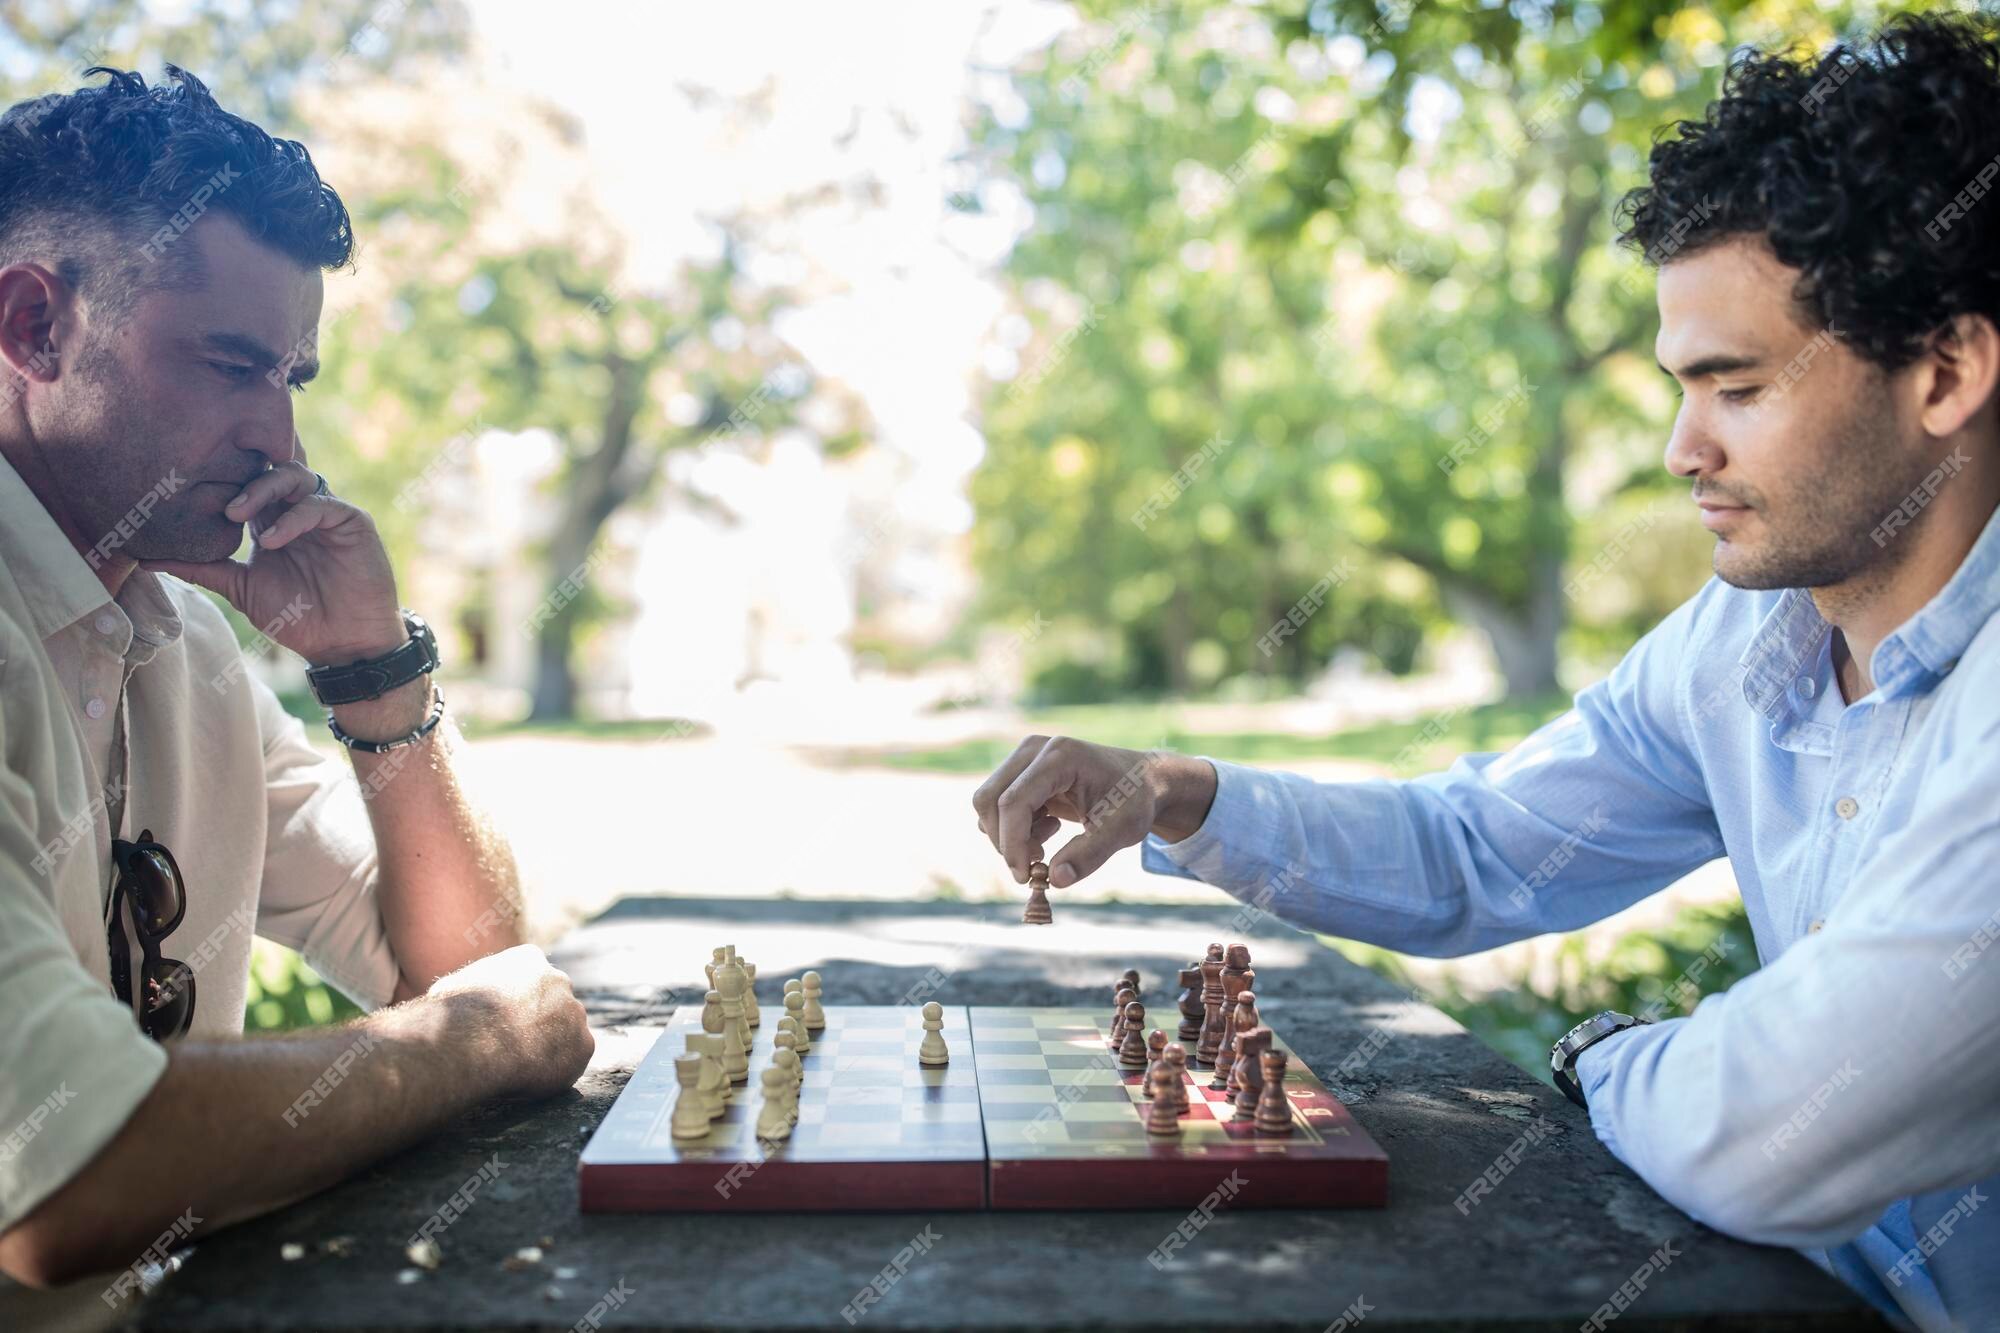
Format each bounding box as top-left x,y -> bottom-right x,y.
975,15 -> 1999,1332
0,65 -> 593,1318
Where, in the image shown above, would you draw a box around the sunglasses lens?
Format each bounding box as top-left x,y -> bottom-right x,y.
142,960 -> 196,1039
130,848 -> 184,936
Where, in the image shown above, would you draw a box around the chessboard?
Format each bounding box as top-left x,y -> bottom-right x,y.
579,1005 -> 1388,1213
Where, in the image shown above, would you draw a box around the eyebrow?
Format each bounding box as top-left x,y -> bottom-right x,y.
198,331 -> 319,384
1656,353 -> 1764,381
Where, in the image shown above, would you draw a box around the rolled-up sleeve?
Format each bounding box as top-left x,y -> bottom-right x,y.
249,682 -> 400,1011
0,741 -> 167,1231
1142,593 -> 1727,956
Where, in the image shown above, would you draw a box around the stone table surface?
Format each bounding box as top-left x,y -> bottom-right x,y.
128,897 -> 1889,1332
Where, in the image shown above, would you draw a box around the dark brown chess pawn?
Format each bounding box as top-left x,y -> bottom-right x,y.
1175,966 -> 1204,1041
1120,968 -> 1141,996
1022,861 -> 1054,924
1140,1029 -> 1168,1097
1195,959 -> 1227,1064
1211,966 -> 1254,1088
1255,1049 -> 1293,1134
1232,1027 -> 1272,1116
1162,1043 -> 1192,1115
1144,1065 -> 1182,1136
1117,1003 -> 1150,1069
1223,990 -> 1262,1097
1110,983 -> 1137,1046
1204,941 -> 1224,965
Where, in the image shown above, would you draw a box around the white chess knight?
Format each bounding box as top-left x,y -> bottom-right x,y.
918,1001 -> 949,1066
801,970 -> 826,1030
754,1065 -> 794,1142
670,1054 -> 710,1140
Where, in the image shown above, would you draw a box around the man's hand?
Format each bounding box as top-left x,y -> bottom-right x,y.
141,440 -> 407,666
971,736 -> 1216,889
428,944 -> 596,1101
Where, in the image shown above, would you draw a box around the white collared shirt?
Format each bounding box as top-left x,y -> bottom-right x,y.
0,450 -> 401,1236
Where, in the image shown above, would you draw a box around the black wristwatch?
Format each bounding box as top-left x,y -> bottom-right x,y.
304,610 -> 440,706
1550,1011 -> 1650,1109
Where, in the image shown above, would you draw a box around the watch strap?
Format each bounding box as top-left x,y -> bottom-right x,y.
305,610 -> 439,706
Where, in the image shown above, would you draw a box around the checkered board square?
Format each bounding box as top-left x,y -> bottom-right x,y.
578,1006 -> 986,1212
972,1008 -> 1388,1210
578,1006 -> 1388,1212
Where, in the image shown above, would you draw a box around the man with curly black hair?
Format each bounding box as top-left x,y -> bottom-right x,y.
0,67 -> 593,1304
975,14 -> 1997,1330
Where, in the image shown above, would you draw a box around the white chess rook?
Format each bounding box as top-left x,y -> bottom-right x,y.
670,1054 -> 710,1141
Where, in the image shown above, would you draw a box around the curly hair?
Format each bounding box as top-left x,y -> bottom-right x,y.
0,65 -> 352,317
1617,11 -> 2000,371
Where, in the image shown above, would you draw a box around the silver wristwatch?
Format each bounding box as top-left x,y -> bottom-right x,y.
1551,1011 -> 1649,1109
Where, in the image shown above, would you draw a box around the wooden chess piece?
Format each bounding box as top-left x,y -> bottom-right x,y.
716,969 -> 751,1082
742,960 -> 760,1028
1204,941 -> 1224,965
1212,962 -> 1254,1087
701,988 -> 725,1034
1223,989 -> 1261,1097
1255,1049 -> 1292,1134
1195,958 -> 1227,1065
1141,1029 -> 1168,1097
1116,1002 -> 1150,1068
685,1033 -> 729,1117
801,970 -> 826,1029
754,1065 -> 794,1141
705,946 -> 727,990
1162,1042 -> 1192,1114
1232,1027 -> 1272,1116
1110,983 -> 1137,1045
1145,1066 -> 1182,1135
919,1000 -> 951,1065
1120,968 -> 1141,996
1023,860 -> 1054,924
671,1054 -> 710,1140
784,989 -> 812,1054
1176,966 -> 1204,1042
774,1031 -> 801,1090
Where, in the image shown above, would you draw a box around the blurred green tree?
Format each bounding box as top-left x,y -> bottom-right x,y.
970,0 -> 1912,697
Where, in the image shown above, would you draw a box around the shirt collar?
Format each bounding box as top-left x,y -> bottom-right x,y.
0,450 -> 184,658
1871,500 -> 2000,695
1740,500 -> 2000,712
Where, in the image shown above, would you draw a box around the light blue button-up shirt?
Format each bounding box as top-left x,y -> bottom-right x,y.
1143,508 -> 2000,1333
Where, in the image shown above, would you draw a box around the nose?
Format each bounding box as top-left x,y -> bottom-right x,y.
240,388 -> 299,471
1663,403 -> 1722,480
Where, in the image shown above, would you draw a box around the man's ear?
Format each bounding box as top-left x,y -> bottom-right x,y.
1917,312 -> 2000,439
0,263 -> 72,386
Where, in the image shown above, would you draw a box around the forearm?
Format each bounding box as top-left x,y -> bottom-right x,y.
0,992 -> 503,1287
335,679 -> 527,993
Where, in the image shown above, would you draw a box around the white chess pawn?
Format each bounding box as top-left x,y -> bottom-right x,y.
671,1054 -> 710,1140
778,1015 -> 807,1065
754,1065 -> 793,1141
801,970 -> 826,1030
685,1033 -> 728,1117
772,1024 -> 796,1080
918,1000 -> 949,1066
783,993 -> 812,1054
742,961 -> 761,1029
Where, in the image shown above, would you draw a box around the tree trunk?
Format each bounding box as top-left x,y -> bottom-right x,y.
526,351 -> 647,721
1438,572 -> 1562,698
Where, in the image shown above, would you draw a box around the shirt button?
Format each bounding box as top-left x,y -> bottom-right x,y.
84,696 -> 107,719
95,612 -> 119,635
1835,796 -> 1860,820
1808,919 -> 1825,934
1795,676 -> 1816,699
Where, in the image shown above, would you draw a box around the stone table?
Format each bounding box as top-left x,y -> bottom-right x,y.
129,898 -> 1889,1331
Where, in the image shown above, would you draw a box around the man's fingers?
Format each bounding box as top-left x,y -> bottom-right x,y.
140,558 -> 249,608
995,746 -> 1075,884
227,460 -> 316,527
1048,823 -> 1126,890
971,735 -> 1048,851
253,495 -> 339,550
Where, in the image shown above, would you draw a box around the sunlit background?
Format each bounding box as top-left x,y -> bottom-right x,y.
0,0 -> 1936,1075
